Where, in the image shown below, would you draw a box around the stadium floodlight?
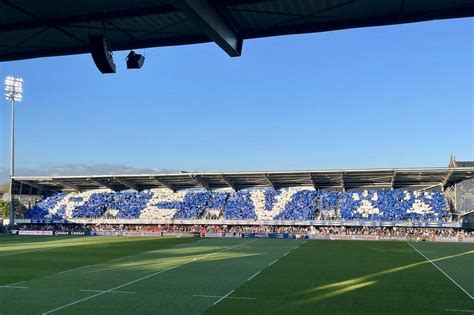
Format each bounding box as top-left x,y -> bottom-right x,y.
4,76 -> 23,227
5,76 -> 23,102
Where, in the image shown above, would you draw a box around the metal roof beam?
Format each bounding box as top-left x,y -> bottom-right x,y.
264,174 -> 275,190
346,183 -> 392,190
14,180 -> 56,193
391,171 -> 397,189
153,177 -> 175,192
55,179 -> 81,192
114,177 -> 139,191
0,4 -> 177,32
221,175 -> 237,191
192,175 -> 211,191
174,0 -> 242,57
364,175 -> 393,181
316,185 -> 344,188
340,173 -> 346,192
419,183 -> 443,191
442,170 -> 454,189
87,178 -> 116,191
394,182 -> 442,189
307,173 -> 316,189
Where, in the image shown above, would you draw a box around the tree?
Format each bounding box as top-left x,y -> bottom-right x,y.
0,199 -> 27,218
0,181 -> 9,194
0,200 -> 8,218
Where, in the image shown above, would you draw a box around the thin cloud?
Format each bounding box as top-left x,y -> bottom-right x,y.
0,164 -> 179,182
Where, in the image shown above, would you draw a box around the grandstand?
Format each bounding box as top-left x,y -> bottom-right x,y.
11,166 -> 474,228
1,2 -> 473,314
18,187 -> 458,223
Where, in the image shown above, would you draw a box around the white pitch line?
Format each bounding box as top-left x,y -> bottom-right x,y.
4,281 -> 26,286
247,271 -> 261,281
42,266 -> 176,314
295,240 -> 307,249
248,241 -> 301,283
42,240 -> 257,314
213,289 -> 235,305
445,309 -> 474,313
108,239 -> 256,265
194,240 -> 256,262
58,239 -> 214,275
80,289 -> 135,294
407,242 -> 474,300
58,265 -> 91,275
193,294 -> 256,300
293,241 -> 303,249
60,239 -> 253,276
293,242 -> 303,249
0,286 -> 29,289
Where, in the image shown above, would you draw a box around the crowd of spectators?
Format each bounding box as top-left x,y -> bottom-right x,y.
26,188 -> 453,222
308,226 -> 472,237
90,224 -> 195,233
15,223 -> 88,232
8,223 -> 474,238
195,225 -> 473,237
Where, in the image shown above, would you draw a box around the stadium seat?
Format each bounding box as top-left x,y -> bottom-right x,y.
223,191 -> 257,219
274,190 -> 318,221
25,188 -> 449,222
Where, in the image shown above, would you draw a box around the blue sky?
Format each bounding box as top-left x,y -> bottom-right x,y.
0,18 -> 472,177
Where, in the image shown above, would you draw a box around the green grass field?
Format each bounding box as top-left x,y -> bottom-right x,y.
0,236 -> 473,314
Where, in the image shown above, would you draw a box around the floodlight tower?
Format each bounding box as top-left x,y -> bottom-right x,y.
5,76 -> 23,227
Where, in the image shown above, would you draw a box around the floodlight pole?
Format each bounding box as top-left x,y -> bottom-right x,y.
9,98 -> 15,227
5,76 -> 22,228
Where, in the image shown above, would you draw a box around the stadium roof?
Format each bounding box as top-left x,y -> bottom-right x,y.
11,167 -> 474,194
1,0 -> 474,62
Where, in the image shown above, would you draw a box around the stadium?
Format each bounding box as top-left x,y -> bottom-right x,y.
1,1 -> 474,314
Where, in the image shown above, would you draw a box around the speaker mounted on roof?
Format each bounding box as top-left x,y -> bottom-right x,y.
89,35 -> 116,74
